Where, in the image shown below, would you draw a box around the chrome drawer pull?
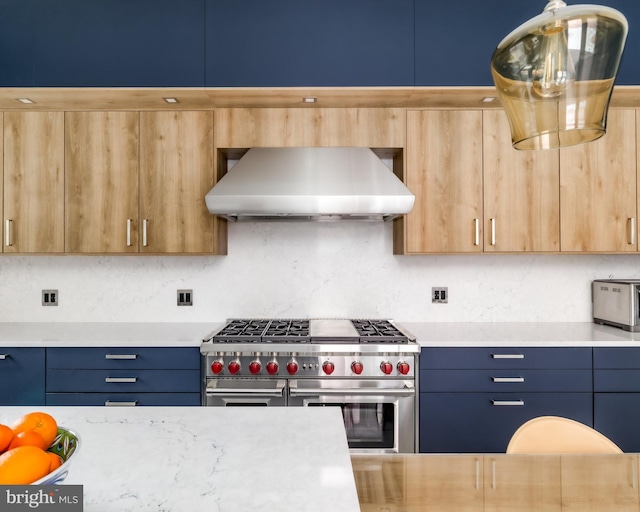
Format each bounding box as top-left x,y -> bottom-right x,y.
105,377 -> 138,383
5,219 -> 12,247
491,354 -> 524,359
0,354 -> 9,360
492,377 -> 525,383
105,354 -> 137,360
105,400 -> 138,407
491,400 -> 525,406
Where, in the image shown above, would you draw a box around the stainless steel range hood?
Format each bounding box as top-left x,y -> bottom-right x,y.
205,147 -> 415,222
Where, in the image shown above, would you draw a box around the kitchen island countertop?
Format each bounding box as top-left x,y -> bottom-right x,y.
0,406 -> 360,512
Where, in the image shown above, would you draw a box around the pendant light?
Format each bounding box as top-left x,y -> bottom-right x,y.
490,0 -> 628,150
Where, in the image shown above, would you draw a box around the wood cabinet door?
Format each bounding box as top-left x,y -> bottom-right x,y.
214,108 -> 404,148
561,455 -> 639,512
4,112 -> 64,253
560,109 -> 637,252
139,111 -> 215,253
484,455 -> 561,512
65,112 -> 139,253
483,110 -> 560,252
404,110 -> 483,253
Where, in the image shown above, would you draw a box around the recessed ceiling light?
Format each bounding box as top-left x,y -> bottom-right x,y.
16,98 -> 35,104
302,97 -> 317,103
163,97 -> 179,104
482,97 -> 497,103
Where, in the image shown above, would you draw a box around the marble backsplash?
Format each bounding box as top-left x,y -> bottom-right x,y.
0,222 -> 638,323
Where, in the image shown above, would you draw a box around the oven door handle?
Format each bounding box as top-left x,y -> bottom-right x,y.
206,380 -> 286,397
289,382 -> 415,397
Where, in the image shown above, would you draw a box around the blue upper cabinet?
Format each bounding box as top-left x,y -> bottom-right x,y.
599,0 -> 640,85
32,0 -> 205,87
415,0 -> 542,86
205,0 -> 414,86
0,0 -> 37,86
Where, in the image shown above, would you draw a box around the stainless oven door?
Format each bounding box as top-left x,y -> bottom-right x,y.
289,379 -> 416,453
205,379 -> 287,406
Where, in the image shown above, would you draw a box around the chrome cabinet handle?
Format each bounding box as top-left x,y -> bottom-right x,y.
5,219 -> 12,247
491,354 -> 524,359
105,377 -> 138,383
474,218 -> 480,246
490,218 -> 496,246
629,217 -> 636,245
492,377 -> 525,383
105,354 -> 137,360
105,400 -> 138,407
0,354 -> 9,360
491,400 -> 525,406
142,219 -> 148,247
126,219 -> 132,247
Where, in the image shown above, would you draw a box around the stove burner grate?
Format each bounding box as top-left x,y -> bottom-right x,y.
351,319 -> 409,343
262,319 -> 310,342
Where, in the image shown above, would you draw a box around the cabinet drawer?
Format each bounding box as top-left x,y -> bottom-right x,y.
594,347 -> 640,369
0,347 -> 45,405
421,369 -> 592,392
419,392 -> 593,453
46,369 -> 200,393
420,347 -> 592,370
47,347 -> 200,369
46,392 -> 201,406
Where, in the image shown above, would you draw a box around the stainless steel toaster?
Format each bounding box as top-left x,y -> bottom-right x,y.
593,279 -> 640,332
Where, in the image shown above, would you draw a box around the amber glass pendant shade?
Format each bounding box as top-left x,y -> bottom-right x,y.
491,0 -> 628,150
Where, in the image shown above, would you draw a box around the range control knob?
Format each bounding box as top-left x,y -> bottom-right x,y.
266,360 -> 279,375
228,360 -> 241,375
397,361 -> 411,375
211,360 -> 224,375
322,361 -> 335,375
351,361 -> 364,375
249,360 -> 262,375
380,361 -> 394,375
286,360 -> 299,375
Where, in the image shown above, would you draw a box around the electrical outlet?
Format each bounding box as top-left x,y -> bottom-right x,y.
42,289 -> 58,306
177,289 -> 193,306
432,287 -> 448,304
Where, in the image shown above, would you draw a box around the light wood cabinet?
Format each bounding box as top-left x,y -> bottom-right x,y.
401,109 -> 483,254
484,455 -> 562,512
560,109 -> 637,252
3,112 -> 65,253
215,107 -> 404,148
65,111 -> 139,253
561,455 -> 639,512
139,111 -> 220,254
483,110 -> 560,252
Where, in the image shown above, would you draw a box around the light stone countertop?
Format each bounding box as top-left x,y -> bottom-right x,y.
1,321 -> 640,347
400,321 -> 640,347
0,406 -> 360,512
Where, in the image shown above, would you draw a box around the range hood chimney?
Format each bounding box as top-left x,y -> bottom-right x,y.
205,147 -> 415,222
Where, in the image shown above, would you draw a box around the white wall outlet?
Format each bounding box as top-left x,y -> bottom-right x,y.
432,287 -> 448,304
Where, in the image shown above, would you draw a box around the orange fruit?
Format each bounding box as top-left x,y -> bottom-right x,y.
0,445 -> 51,484
0,424 -> 13,452
11,412 -> 58,448
46,452 -> 63,472
8,430 -> 48,451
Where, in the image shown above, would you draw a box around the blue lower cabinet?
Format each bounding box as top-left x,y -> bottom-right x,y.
419,392 -> 593,453
46,393 -> 201,406
46,369 -> 200,393
0,347 -> 45,405
594,394 -> 640,452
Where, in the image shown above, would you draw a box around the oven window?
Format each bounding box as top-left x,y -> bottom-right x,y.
308,403 -> 395,450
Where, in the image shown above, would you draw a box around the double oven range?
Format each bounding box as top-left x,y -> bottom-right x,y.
200,318 -> 420,453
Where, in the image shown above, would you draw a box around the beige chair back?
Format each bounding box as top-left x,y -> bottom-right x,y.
506,416 -> 623,454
